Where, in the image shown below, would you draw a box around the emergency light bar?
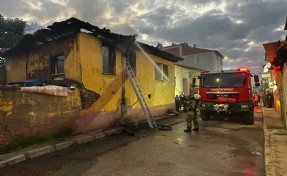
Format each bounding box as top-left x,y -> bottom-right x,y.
237,68 -> 249,72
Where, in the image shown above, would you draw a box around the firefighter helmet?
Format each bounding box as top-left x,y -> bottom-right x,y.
194,94 -> 201,100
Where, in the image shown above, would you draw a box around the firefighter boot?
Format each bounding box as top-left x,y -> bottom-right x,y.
184,126 -> 192,132
193,128 -> 199,131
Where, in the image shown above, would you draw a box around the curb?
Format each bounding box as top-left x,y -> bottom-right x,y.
0,127 -> 124,168
262,108 -> 276,176
262,108 -> 268,175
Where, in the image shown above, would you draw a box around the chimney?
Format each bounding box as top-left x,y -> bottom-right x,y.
156,43 -> 163,49
181,42 -> 188,46
193,44 -> 196,48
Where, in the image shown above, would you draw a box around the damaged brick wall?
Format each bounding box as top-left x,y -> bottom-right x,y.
0,88 -> 81,150
80,87 -> 100,109
26,36 -> 75,81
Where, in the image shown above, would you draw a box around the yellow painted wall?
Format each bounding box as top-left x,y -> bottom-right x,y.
126,51 -> 175,108
65,37 -> 82,83
0,89 -> 81,146
5,36 -> 79,84
4,32 -> 177,121
6,55 -> 26,83
26,52 -> 49,78
76,32 -> 175,115
77,33 -> 123,114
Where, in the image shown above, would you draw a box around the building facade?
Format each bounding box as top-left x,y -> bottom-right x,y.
0,18 -> 182,149
174,64 -> 202,96
263,38 -> 287,128
161,43 -> 224,72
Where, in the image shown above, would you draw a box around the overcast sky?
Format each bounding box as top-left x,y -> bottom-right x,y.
1,0 -> 287,73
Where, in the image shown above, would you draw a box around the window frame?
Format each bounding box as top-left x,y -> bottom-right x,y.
51,54 -> 65,79
102,42 -> 116,75
155,62 -> 168,81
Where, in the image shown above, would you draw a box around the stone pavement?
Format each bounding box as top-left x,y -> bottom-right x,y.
263,107 -> 287,176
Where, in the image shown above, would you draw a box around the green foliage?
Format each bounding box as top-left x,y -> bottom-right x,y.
0,14 -> 26,49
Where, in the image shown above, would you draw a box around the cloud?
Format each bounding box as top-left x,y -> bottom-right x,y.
0,0 -> 286,73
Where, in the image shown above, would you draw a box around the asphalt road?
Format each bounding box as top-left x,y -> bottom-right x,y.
0,110 -> 264,176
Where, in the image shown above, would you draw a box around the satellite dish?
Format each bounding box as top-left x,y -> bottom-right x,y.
263,63 -> 271,73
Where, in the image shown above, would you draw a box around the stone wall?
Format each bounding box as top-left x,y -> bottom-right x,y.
0,88 -> 81,150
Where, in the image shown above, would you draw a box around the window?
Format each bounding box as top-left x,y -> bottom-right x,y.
102,43 -> 116,74
155,62 -> 168,81
201,73 -> 246,88
52,55 -> 64,75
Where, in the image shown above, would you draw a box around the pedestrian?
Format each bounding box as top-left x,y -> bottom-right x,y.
253,93 -> 258,108
175,95 -> 181,112
257,94 -> 261,107
180,93 -> 186,111
184,94 -> 201,132
266,91 -> 274,108
263,91 -> 267,107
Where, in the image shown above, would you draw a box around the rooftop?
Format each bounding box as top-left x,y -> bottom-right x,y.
1,18 -> 182,62
162,43 -> 224,58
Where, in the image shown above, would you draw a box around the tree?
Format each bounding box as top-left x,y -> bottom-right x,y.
0,14 -> 26,49
0,14 -> 26,68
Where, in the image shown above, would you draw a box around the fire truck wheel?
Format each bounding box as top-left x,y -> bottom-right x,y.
201,112 -> 210,121
245,115 -> 254,125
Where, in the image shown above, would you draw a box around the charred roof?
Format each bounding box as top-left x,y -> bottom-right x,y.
1,17 -> 182,62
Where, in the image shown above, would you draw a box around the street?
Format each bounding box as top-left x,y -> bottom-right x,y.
0,111 -> 264,176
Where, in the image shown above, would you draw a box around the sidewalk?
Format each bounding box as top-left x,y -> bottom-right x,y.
0,127 -> 124,167
0,113 -> 179,168
263,107 -> 287,176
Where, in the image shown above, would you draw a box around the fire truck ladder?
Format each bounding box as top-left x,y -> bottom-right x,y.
125,60 -> 157,128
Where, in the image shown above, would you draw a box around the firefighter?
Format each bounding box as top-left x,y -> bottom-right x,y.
184,94 -> 201,132
175,95 -> 181,112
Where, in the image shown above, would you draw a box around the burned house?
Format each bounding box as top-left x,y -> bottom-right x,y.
0,18 -> 182,149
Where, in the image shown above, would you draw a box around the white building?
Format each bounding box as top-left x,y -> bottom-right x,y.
174,64 -> 202,96
161,43 -> 224,72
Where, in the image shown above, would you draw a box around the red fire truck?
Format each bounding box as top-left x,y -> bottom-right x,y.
192,68 -> 260,124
